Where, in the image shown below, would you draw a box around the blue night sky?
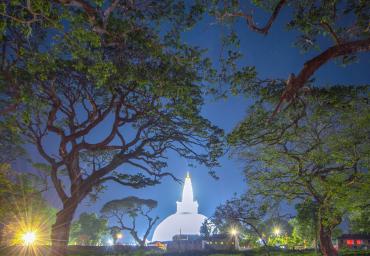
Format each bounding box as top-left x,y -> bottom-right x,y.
17,6 -> 370,243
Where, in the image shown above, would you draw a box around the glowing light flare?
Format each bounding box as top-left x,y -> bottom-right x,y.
22,231 -> 37,245
116,233 -> 123,239
107,239 -> 114,246
273,227 -> 281,236
230,228 -> 238,236
2,198 -> 55,247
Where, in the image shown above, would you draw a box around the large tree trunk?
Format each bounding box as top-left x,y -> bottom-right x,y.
319,223 -> 338,256
50,201 -> 78,256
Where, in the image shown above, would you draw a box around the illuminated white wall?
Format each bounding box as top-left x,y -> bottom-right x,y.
151,172 -> 208,242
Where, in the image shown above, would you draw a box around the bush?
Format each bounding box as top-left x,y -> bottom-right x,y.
339,248 -> 370,256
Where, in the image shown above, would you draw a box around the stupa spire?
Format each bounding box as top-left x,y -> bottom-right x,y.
176,172 -> 198,214
182,172 -> 194,203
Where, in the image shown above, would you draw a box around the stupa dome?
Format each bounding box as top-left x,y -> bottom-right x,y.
151,172 -> 207,242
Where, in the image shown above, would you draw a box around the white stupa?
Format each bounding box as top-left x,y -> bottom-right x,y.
151,172 -> 207,242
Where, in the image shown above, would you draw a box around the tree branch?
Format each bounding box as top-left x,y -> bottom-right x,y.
320,21 -> 342,45
273,37 -> 370,117
98,176 -> 153,189
51,166 -> 69,202
75,100 -> 121,152
126,160 -> 180,183
221,0 -> 287,35
56,0 -> 97,20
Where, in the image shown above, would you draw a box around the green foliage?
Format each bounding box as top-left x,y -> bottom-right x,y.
229,85 -> 369,199
0,164 -> 17,220
228,85 -> 370,253
348,207 -> 370,233
207,0 -> 370,98
212,194 -> 275,253
69,213 -> 108,246
293,201 -> 319,247
1,1 -> 225,250
287,0 -> 369,53
287,218 -> 313,249
0,124 -> 25,163
1,0 -> 224,187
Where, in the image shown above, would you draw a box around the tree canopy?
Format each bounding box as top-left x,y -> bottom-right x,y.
209,0 -> 370,114
1,1 -> 224,254
213,194 -> 273,254
228,85 -> 369,256
293,200 -> 319,250
101,196 -> 158,246
69,212 -> 108,246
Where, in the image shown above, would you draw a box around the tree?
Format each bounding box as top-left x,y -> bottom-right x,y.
0,0 -> 208,117
1,1 -> 223,255
69,212 -> 108,246
200,219 -> 213,238
295,200 -> 319,251
286,219 -> 306,249
209,0 -> 370,114
228,86 -> 370,256
101,196 -> 158,247
287,217 -> 316,250
213,195 -> 272,256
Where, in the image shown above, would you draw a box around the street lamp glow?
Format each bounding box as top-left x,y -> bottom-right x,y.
273,227 -> 281,236
107,239 -> 114,246
230,228 -> 238,236
116,233 -> 123,239
22,231 -> 36,245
